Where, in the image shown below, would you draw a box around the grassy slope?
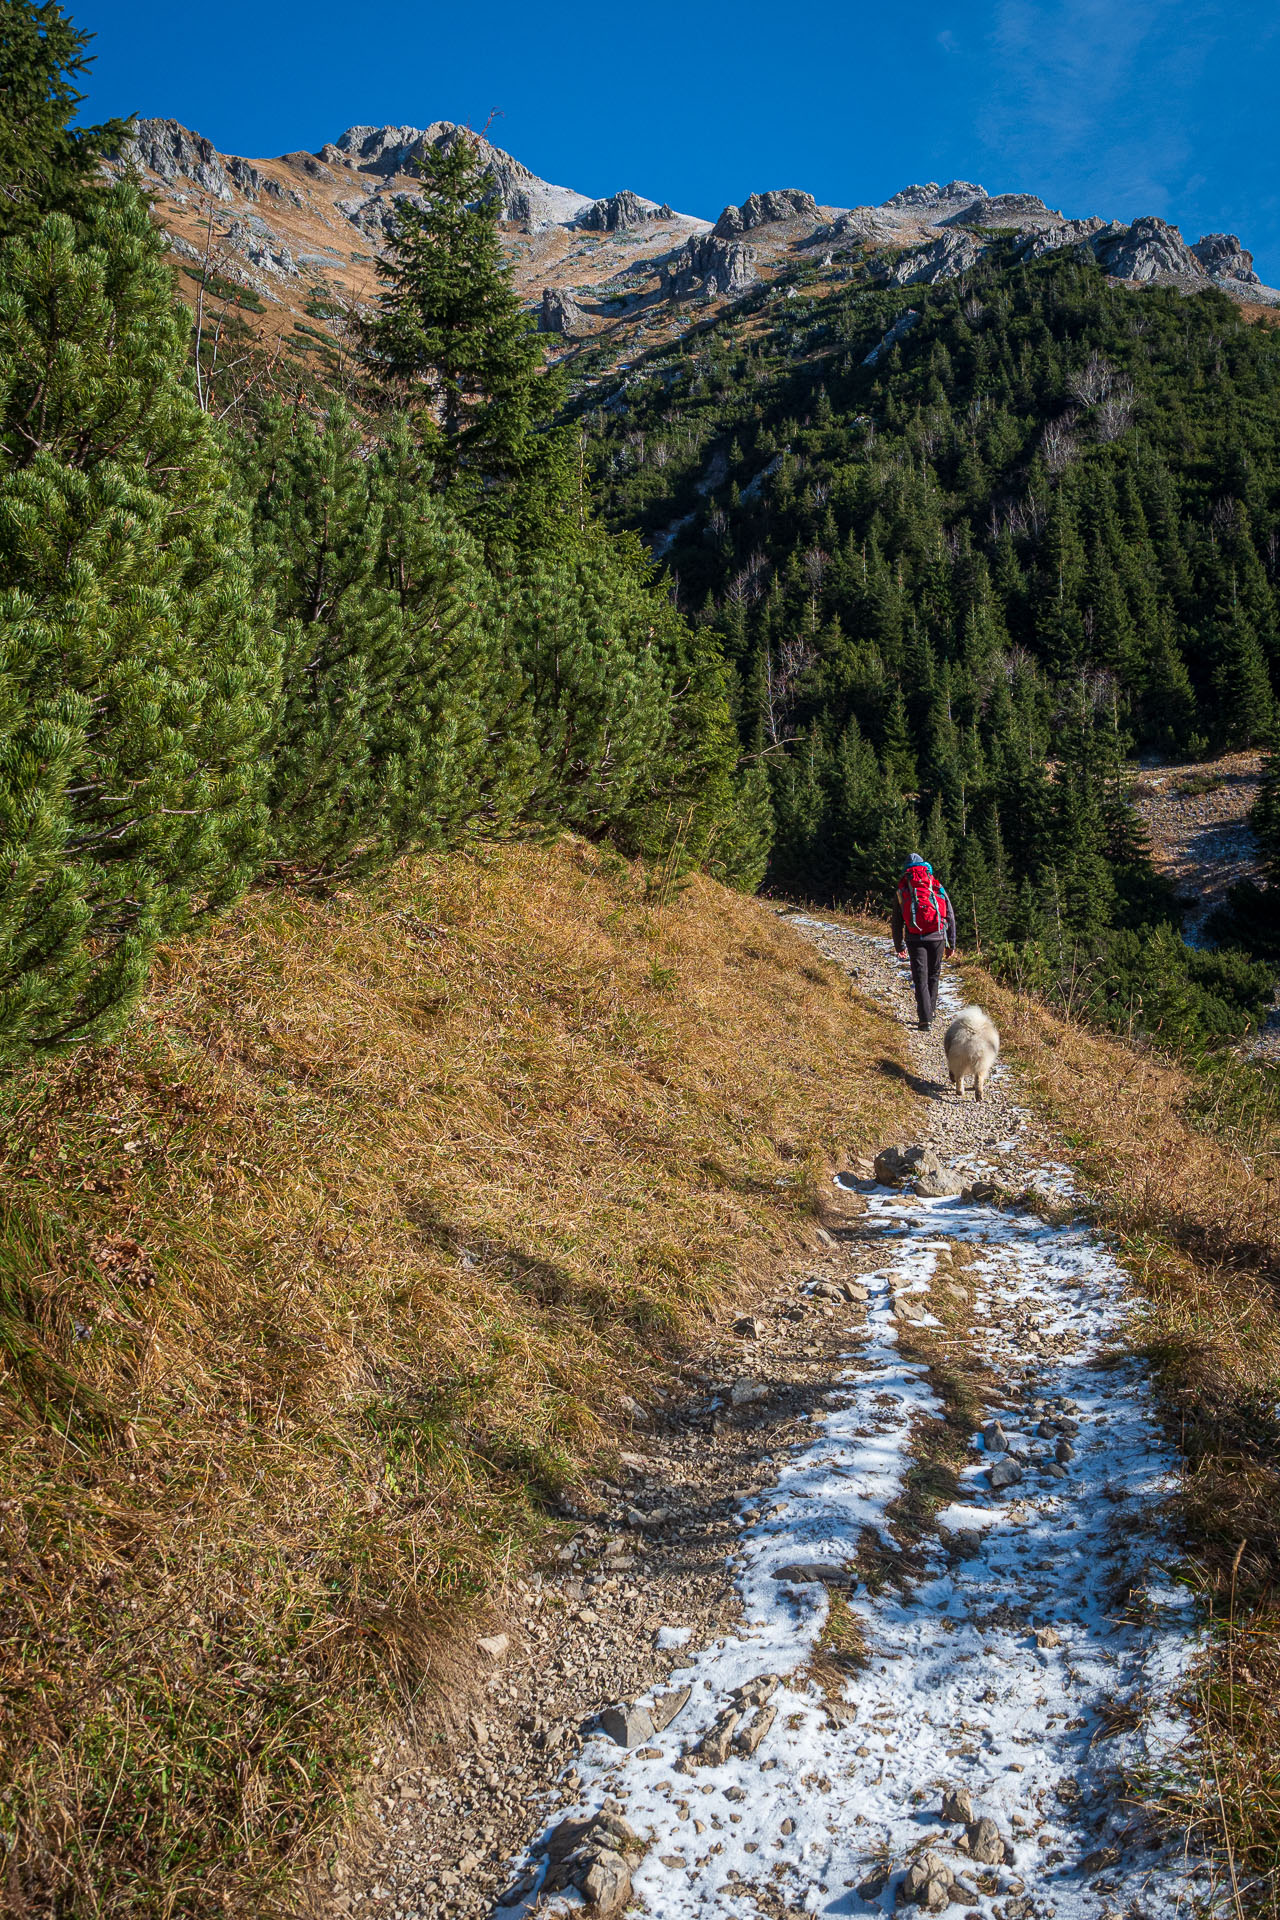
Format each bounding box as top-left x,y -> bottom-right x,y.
0,839 -> 911,1918
970,964 -> 1280,1906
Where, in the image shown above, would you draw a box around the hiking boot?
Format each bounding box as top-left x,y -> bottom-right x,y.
918,1019 -> 931,1032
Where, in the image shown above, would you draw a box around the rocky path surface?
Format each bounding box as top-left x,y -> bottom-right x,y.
340,926 -> 1210,1920
1130,753 -> 1263,942
1129,753 -> 1280,1061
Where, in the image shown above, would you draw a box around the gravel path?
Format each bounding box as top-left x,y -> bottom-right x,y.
333,925 -> 1212,1920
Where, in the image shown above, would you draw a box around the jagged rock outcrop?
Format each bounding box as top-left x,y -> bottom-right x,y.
815,206 -> 905,248
225,155 -> 264,197
883,179 -> 985,210
335,190 -> 424,240
1015,216 -> 1107,261
1092,215 -> 1202,281
317,123 -> 590,230
319,124 -> 426,174
539,286 -> 586,334
224,215 -> 297,278
1191,232 -> 1260,285
663,233 -> 757,300
578,190 -> 663,231
121,120 -> 306,211
713,189 -> 819,237
123,118 -> 236,202
940,190 -> 1055,226
883,228 -> 982,287
109,112 -> 1280,341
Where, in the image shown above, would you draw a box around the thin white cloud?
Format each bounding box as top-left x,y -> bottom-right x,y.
972,0 -> 1224,213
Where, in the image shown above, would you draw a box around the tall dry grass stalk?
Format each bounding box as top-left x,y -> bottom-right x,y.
0,840 -> 909,1917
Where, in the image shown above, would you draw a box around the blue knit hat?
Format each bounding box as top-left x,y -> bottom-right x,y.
901,852 -> 931,874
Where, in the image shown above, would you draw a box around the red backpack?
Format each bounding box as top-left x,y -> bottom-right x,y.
897,866 -> 945,937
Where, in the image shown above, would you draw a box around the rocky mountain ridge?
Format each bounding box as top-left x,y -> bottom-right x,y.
113,115 -> 1280,380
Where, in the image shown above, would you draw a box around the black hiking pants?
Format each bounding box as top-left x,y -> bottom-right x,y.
906,935 -> 945,1029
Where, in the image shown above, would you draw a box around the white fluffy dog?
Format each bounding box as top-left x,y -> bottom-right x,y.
943,1005 -> 1001,1101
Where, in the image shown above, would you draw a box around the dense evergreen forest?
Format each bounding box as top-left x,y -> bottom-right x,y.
579,255 -> 1280,1042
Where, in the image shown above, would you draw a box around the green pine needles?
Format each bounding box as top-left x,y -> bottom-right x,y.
0,80 -> 769,1068
0,0 -> 130,239
0,190 -> 277,1061
245,406 -> 524,879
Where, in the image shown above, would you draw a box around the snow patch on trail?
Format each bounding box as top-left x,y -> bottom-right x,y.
504,935 -> 1208,1918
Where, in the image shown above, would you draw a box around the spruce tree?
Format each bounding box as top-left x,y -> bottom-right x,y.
1251,723 -> 1280,882
953,829 -> 1001,951
768,730 -> 832,898
361,130 -> 572,546
1208,596 -> 1274,749
1140,617 -> 1197,754
0,191 -> 277,1060
707,762 -> 774,892
1043,749 -> 1116,948
829,717 -> 884,902
0,0 -> 129,237
920,794 -> 953,880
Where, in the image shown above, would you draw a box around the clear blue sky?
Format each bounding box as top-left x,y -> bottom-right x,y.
74,0 -> 1280,286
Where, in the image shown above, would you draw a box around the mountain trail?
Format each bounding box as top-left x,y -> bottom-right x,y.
345,925 -> 1210,1920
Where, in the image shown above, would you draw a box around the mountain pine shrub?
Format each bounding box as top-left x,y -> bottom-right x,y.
243,405 -> 526,879
0,190 -> 277,1060
501,532 -> 672,831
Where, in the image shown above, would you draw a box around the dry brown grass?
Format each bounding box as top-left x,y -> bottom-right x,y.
966,964 -> 1280,1910
805,1589 -> 870,1711
0,838 -> 910,1918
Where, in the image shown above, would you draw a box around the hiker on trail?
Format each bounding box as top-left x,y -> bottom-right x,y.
892,853 -> 956,1032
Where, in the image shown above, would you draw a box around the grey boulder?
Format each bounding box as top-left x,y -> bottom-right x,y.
1093,214 -> 1202,281
967,1816 -> 1015,1866
916,1168 -> 966,1198
884,230 -> 982,287
650,1685 -> 691,1733
940,1785 -> 974,1825
541,1810 -> 643,1917
874,1143 -> 941,1186
539,286 -> 585,335
580,1849 -> 631,1914
772,1561 -> 851,1586
578,188 -> 653,231
663,233 -> 758,300
691,1707 -> 740,1765
1192,232 -> 1260,285
899,1849 -> 957,1909
599,1701 -> 654,1748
